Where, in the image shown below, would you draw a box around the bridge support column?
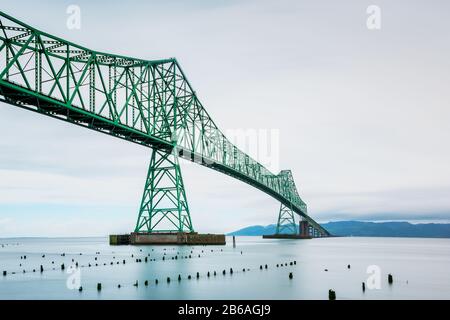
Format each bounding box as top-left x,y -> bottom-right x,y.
299,220 -> 309,237
134,148 -> 194,233
276,203 -> 297,235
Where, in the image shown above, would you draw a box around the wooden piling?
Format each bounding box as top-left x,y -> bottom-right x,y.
329,289 -> 336,300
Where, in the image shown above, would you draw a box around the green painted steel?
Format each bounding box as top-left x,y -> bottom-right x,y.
135,148 -> 193,233
0,11 -> 329,236
276,203 -> 298,235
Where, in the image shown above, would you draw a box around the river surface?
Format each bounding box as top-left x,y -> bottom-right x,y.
0,236 -> 449,299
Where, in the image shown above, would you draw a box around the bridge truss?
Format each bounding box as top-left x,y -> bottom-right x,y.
0,11 -> 329,237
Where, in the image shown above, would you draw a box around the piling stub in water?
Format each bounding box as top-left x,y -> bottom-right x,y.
78,286 -> 83,292
61,264 -> 65,270
362,282 -> 366,292
207,271 -> 210,277
289,272 -> 293,279
178,275 -> 181,281
348,264 -> 351,269
230,268 -> 233,274
233,235 -> 236,248
265,264 -> 268,269
167,277 -> 171,283
144,280 -> 148,286
214,271 -> 217,276
388,274 -> 393,284
329,289 -> 336,300
2,271 -> 6,276
40,265 -> 44,273
155,279 -> 159,285
97,283 -> 102,291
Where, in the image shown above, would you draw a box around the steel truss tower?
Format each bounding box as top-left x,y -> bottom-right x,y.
134,148 -> 193,233
276,203 -> 298,235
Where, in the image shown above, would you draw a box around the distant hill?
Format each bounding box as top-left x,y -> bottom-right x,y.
227,221 -> 450,238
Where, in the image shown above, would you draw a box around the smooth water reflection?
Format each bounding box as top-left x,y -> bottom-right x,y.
0,236 -> 449,299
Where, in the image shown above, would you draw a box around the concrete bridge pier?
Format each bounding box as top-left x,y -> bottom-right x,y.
299,220 -> 310,237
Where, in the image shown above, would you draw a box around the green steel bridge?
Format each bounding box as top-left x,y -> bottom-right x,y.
0,11 -> 329,237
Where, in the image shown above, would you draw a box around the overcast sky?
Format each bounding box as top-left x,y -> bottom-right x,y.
0,0 -> 449,236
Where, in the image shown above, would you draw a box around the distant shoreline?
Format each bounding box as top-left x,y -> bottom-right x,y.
227,221 -> 450,238
2,221 -> 450,239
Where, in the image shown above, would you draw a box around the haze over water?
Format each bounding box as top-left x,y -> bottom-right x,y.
0,236 -> 449,300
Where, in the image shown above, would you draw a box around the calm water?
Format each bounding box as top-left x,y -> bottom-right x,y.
0,236 -> 449,300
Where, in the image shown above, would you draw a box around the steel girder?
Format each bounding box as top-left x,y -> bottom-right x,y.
135,148 -> 193,233
276,203 -> 298,235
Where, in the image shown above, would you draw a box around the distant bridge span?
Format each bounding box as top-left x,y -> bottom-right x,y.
0,11 -> 329,237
